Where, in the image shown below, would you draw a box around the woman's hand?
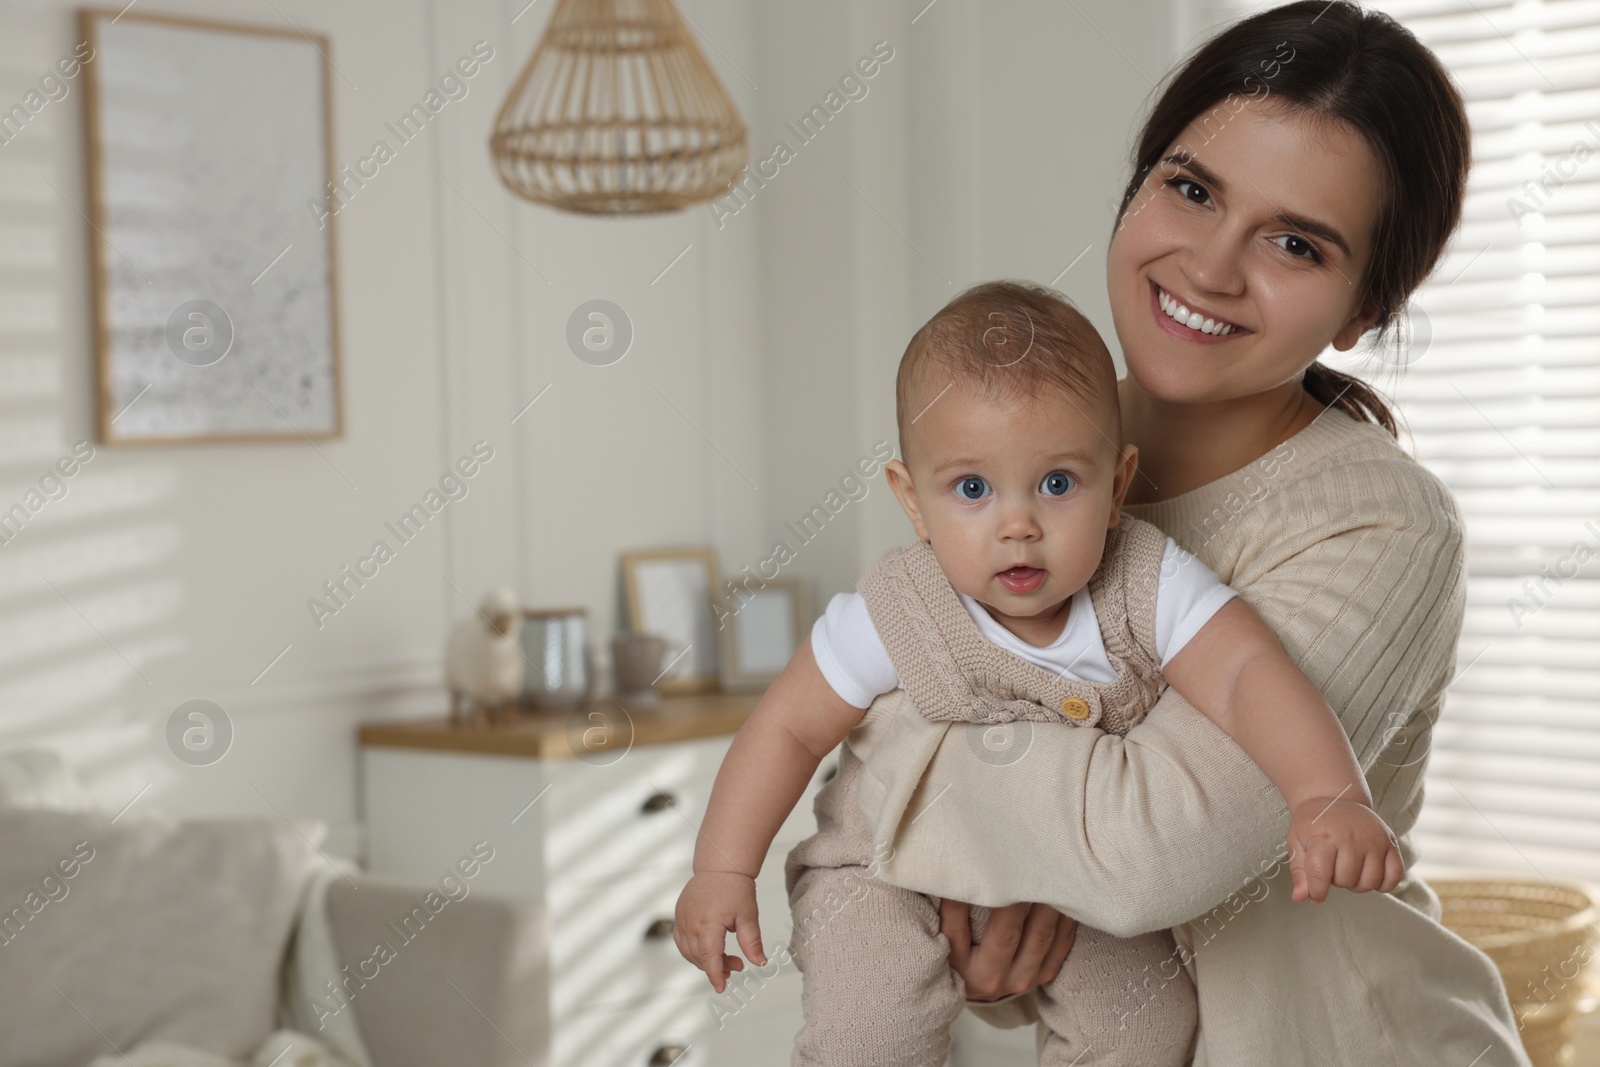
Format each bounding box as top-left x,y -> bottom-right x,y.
940,898 -> 1077,1001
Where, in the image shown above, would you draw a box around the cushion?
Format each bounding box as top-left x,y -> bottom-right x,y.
0,808 -> 319,1067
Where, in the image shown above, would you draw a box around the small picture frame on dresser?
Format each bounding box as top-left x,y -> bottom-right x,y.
620,547 -> 721,695
719,579 -> 809,692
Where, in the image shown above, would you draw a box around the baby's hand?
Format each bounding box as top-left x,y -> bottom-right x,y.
1286,796 -> 1404,904
674,871 -> 768,993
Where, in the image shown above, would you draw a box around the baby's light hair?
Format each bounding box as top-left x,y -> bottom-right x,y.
895,280 -> 1121,460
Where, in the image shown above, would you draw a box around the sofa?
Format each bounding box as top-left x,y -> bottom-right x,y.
0,749 -> 548,1067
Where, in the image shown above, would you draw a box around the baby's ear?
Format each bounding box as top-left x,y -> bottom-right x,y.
885,459 -> 929,540
1108,443 -> 1139,522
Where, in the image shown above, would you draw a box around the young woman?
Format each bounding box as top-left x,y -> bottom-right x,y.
848,3 -> 1531,1063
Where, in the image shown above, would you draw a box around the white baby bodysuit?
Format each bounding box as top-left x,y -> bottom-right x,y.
812,537 -> 1239,709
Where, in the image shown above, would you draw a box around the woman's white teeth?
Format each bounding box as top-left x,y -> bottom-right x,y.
1158,286 -> 1235,336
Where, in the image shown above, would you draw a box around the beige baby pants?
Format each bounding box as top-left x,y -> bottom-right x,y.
784,747 -> 1197,1067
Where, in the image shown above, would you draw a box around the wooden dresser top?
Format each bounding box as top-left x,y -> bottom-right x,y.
357,690 -> 763,760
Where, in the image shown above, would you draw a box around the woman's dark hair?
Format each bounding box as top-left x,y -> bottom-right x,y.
1112,1 -> 1471,438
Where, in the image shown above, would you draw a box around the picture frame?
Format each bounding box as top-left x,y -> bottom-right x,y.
80,9 -> 344,444
620,547 -> 720,695
718,578 -> 809,692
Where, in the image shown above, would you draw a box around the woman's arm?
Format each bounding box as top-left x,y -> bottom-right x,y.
857,463 -> 1466,936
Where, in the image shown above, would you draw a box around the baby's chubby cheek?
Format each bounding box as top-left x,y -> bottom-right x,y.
923,533 -> 983,588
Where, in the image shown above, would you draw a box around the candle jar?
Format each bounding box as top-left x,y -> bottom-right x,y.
521,608 -> 592,710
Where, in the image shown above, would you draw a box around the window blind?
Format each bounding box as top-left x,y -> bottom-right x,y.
1183,0 -> 1600,885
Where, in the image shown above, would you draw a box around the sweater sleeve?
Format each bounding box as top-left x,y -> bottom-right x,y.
857,458 -> 1467,937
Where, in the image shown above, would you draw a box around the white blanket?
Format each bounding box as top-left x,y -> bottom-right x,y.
278,863 -> 375,1067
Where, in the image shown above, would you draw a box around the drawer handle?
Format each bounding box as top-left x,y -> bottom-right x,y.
649,1044 -> 689,1065
643,917 -> 674,941
640,790 -> 678,814
822,763 -> 837,783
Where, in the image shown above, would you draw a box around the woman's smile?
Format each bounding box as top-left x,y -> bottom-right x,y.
1149,279 -> 1245,344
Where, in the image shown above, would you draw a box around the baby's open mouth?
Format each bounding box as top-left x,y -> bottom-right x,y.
996,566 -> 1045,593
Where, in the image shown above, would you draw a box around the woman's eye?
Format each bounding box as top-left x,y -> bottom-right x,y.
1040,472 -> 1075,497
1272,233 -> 1324,264
956,477 -> 989,500
1165,176 -> 1209,206
1165,172 -> 1322,263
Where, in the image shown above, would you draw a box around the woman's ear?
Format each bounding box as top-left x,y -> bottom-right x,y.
885,459 -> 930,541
1331,294 -> 1385,352
1107,444 -> 1139,528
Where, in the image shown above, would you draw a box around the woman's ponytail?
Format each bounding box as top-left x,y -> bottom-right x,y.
1302,362 -> 1397,439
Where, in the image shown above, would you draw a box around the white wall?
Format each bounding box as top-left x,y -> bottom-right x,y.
0,0 -> 768,855
0,0 -> 1168,859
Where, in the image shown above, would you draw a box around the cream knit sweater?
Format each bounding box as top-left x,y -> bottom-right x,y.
847,405 -> 1531,1067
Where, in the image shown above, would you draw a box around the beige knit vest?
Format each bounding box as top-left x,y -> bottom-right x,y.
857,514 -> 1169,737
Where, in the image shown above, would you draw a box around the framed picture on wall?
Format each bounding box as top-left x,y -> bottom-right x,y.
80,9 -> 343,444
718,579 -> 809,692
620,547 -> 720,695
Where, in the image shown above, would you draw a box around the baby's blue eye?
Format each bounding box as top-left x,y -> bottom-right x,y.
956,477 -> 989,500
1040,472 -> 1075,496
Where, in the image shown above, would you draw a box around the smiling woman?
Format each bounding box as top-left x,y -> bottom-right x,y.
844,3 -> 1536,1065
1107,97 -> 1390,440
1107,5 -> 1468,450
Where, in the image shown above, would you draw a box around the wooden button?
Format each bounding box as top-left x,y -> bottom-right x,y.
1061,697 -> 1091,721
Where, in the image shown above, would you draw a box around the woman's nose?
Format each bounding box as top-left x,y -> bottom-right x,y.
1186,222 -> 1246,297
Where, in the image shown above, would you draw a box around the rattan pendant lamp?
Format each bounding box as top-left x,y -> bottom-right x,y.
490,0 -> 749,215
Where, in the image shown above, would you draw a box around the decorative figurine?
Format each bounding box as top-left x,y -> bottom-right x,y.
445,587 -> 525,728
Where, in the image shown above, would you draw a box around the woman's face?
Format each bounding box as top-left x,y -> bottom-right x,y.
1106,100 -> 1385,406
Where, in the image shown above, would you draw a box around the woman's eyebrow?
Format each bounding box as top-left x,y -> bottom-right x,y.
1162,152 -> 1353,260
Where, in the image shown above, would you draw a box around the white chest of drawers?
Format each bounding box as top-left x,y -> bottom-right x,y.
359,695 -> 837,1067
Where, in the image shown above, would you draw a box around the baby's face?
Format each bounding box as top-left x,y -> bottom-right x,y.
887,384 -> 1136,644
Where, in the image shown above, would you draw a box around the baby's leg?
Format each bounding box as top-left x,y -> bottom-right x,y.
1024,920 -> 1196,1066
788,864 -> 965,1067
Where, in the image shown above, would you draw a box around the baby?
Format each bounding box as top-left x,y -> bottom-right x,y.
675,280 -> 1403,1066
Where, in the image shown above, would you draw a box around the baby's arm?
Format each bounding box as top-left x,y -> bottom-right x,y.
674,639 -> 865,992
1162,597 -> 1405,904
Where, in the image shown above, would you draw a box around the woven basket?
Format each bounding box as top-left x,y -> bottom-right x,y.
1432,877 -> 1599,1067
